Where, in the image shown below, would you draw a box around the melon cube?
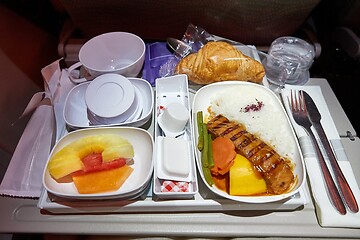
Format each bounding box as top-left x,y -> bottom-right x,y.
72,165 -> 134,194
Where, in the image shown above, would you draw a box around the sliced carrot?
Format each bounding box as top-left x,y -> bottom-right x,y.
215,161 -> 234,175
210,137 -> 237,175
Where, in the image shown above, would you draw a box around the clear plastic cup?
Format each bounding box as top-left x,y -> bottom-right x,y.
264,36 -> 315,89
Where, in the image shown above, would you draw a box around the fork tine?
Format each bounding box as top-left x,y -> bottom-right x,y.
295,90 -> 300,111
294,90 -> 298,111
289,90 -> 295,111
291,89 -> 304,112
298,90 -> 306,111
290,89 -> 298,111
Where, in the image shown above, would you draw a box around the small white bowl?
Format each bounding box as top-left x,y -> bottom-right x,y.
85,73 -> 136,122
68,32 -> 146,83
122,85 -> 143,122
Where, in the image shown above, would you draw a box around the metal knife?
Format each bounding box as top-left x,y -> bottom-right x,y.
302,90 -> 359,213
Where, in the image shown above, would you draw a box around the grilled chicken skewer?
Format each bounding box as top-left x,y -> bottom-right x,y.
207,114 -> 294,194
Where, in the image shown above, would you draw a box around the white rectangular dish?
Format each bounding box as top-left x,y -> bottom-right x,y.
152,74 -> 199,199
42,127 -> 154,200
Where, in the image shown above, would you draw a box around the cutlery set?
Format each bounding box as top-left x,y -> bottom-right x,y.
289,90 -> 358,215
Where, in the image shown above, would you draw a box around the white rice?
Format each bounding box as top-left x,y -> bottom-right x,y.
209,85 -> 296,159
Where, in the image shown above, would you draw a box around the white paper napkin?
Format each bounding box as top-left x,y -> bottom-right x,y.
0,59 -> 73,198
281,85 -> 360,228
52,70 -> 75,141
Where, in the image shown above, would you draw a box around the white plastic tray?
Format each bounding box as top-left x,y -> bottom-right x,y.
38,63 -> 310,214
38,177 -> 310,214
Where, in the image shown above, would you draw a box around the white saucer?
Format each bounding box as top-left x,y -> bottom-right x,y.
85,74 -> 135,119
90,83 -> 142,125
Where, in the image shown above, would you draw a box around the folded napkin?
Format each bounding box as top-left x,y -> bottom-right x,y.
281,85 -> 360,228
52,69 -> 75,141
0,59 -> 73,198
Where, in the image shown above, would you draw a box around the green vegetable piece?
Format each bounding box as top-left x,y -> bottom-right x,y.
201,123 -> 209,167
197,111 -> 204,151
207,133 -> 214,168
203,167 -> 214,186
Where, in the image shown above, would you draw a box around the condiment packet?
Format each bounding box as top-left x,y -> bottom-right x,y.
161,180 -> 189,193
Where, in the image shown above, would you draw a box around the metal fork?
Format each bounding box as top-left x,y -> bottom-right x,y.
289,90 -> 347,215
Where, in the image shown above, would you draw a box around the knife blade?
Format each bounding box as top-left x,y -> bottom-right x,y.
302,90 -> 359,213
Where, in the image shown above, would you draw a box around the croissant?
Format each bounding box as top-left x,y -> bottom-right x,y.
175,41 -> 265,84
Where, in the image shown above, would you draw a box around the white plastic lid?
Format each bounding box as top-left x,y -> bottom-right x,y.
85,74 -> 135,118
157,136 -> 191,182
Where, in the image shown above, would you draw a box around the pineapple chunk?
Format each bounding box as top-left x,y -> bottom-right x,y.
229,154 -> 267,196
48,134 -> 134,180
102,143 -> 134,162
105,135 -> 130,146
72,165 -> 134,194
47,153 -> 84,179
76,143 -> 105,159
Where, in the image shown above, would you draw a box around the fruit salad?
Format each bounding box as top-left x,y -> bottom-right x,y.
47,134 -> 134,194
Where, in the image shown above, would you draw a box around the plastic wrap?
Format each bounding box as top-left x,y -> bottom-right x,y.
157,24 -> 212,79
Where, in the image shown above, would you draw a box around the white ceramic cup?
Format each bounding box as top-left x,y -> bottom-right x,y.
158,102 -> 190,137
68,32 -> 145,84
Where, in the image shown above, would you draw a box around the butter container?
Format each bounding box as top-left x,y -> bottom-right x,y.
153,74 -> 198,199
